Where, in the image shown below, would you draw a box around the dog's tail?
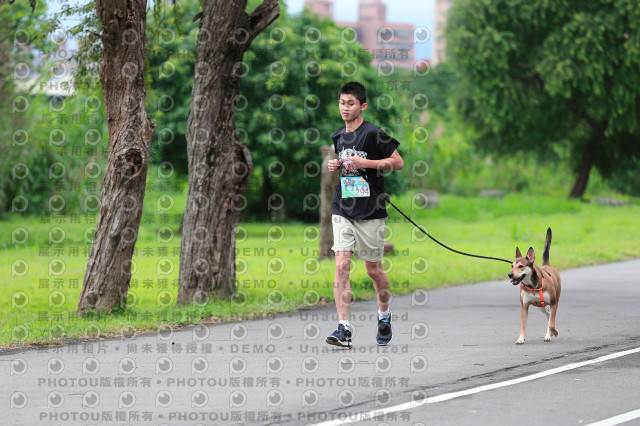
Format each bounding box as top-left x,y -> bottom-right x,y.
542,227 -> 552,266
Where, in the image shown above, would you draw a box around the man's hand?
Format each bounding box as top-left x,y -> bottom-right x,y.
328,159 -> 340,172
346,153 -> 367,169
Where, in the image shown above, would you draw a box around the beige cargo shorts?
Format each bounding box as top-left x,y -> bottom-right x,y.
331,214 -> 387,262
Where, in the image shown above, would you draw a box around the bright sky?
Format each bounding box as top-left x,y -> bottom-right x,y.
47,0 -> 435,59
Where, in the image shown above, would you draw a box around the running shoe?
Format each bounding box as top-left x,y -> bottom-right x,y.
376,315 -> 392,345
326,323 -> 352,348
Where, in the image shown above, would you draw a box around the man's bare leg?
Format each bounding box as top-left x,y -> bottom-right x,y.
333,251 -> 353,320
366,260 -> 389,312
326,251 -> 355,347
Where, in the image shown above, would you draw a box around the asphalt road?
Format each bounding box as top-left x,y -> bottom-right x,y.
1,259 -> 640,426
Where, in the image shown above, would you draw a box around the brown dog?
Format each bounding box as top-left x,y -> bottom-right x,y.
508,228 -> 561,344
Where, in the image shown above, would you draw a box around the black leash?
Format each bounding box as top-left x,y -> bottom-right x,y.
361,173 -> 512,265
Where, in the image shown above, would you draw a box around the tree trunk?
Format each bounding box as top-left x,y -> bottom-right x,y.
569,133 -> 602,199
177,0 -> 279,305
77,0 -> 155,315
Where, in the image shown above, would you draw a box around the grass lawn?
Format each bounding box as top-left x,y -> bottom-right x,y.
1,187 -> 639,348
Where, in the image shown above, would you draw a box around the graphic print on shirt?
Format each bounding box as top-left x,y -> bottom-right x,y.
339,147 -> 367,177
338,147 -> 370,198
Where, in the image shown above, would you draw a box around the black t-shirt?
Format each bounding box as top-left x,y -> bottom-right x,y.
331,120 -> 400,220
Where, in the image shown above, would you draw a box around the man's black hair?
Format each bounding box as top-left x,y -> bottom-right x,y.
338,81 -> 367,105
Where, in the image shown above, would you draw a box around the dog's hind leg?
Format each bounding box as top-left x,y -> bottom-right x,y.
539,306 -> 553,341
549,303 -> 559,337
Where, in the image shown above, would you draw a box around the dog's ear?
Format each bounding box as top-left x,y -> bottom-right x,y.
515,247 -> 522,258
526,247 -> 535,263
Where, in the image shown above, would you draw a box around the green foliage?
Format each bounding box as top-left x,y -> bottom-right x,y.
398,61 -> 616,198
0,0 -> 192,216
0,0 -> 52,58
3,93 -> 108,215
0,0 -> 37,13
409,61 -> 459,119
608,168 -> 640,196
400,114 -> 613,197
145,0 -> 200,174
446,0 -> 640,196
1,1 -> 62,214
0,0 -> 107,218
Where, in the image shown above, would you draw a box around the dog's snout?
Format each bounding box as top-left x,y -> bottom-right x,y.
508,272 -> 514,279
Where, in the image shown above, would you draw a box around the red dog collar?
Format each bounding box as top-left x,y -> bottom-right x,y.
522,275 -> 545,307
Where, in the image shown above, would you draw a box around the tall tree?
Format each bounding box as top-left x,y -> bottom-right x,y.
77,0 -> 156,314
177,0 -> 279,305
447,0 -> 640,198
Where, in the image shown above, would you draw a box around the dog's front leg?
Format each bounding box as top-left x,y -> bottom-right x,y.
517,303 -> 528,344
540,306 -> 552,341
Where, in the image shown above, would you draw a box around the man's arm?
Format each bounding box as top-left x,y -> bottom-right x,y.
347,149 -> 403,171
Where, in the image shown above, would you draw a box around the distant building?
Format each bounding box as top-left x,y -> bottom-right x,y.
304,0 -> 417,69
432,0 -> 451,65
305,0 -> 334,17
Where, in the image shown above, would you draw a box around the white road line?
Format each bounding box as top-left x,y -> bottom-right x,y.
315,346 -> 640,426
586,409 -> 640,426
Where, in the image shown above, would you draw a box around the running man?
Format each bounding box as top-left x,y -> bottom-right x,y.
325,81 -> 404,347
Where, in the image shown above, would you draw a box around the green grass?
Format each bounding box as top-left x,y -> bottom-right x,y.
2,186 -> 639,348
